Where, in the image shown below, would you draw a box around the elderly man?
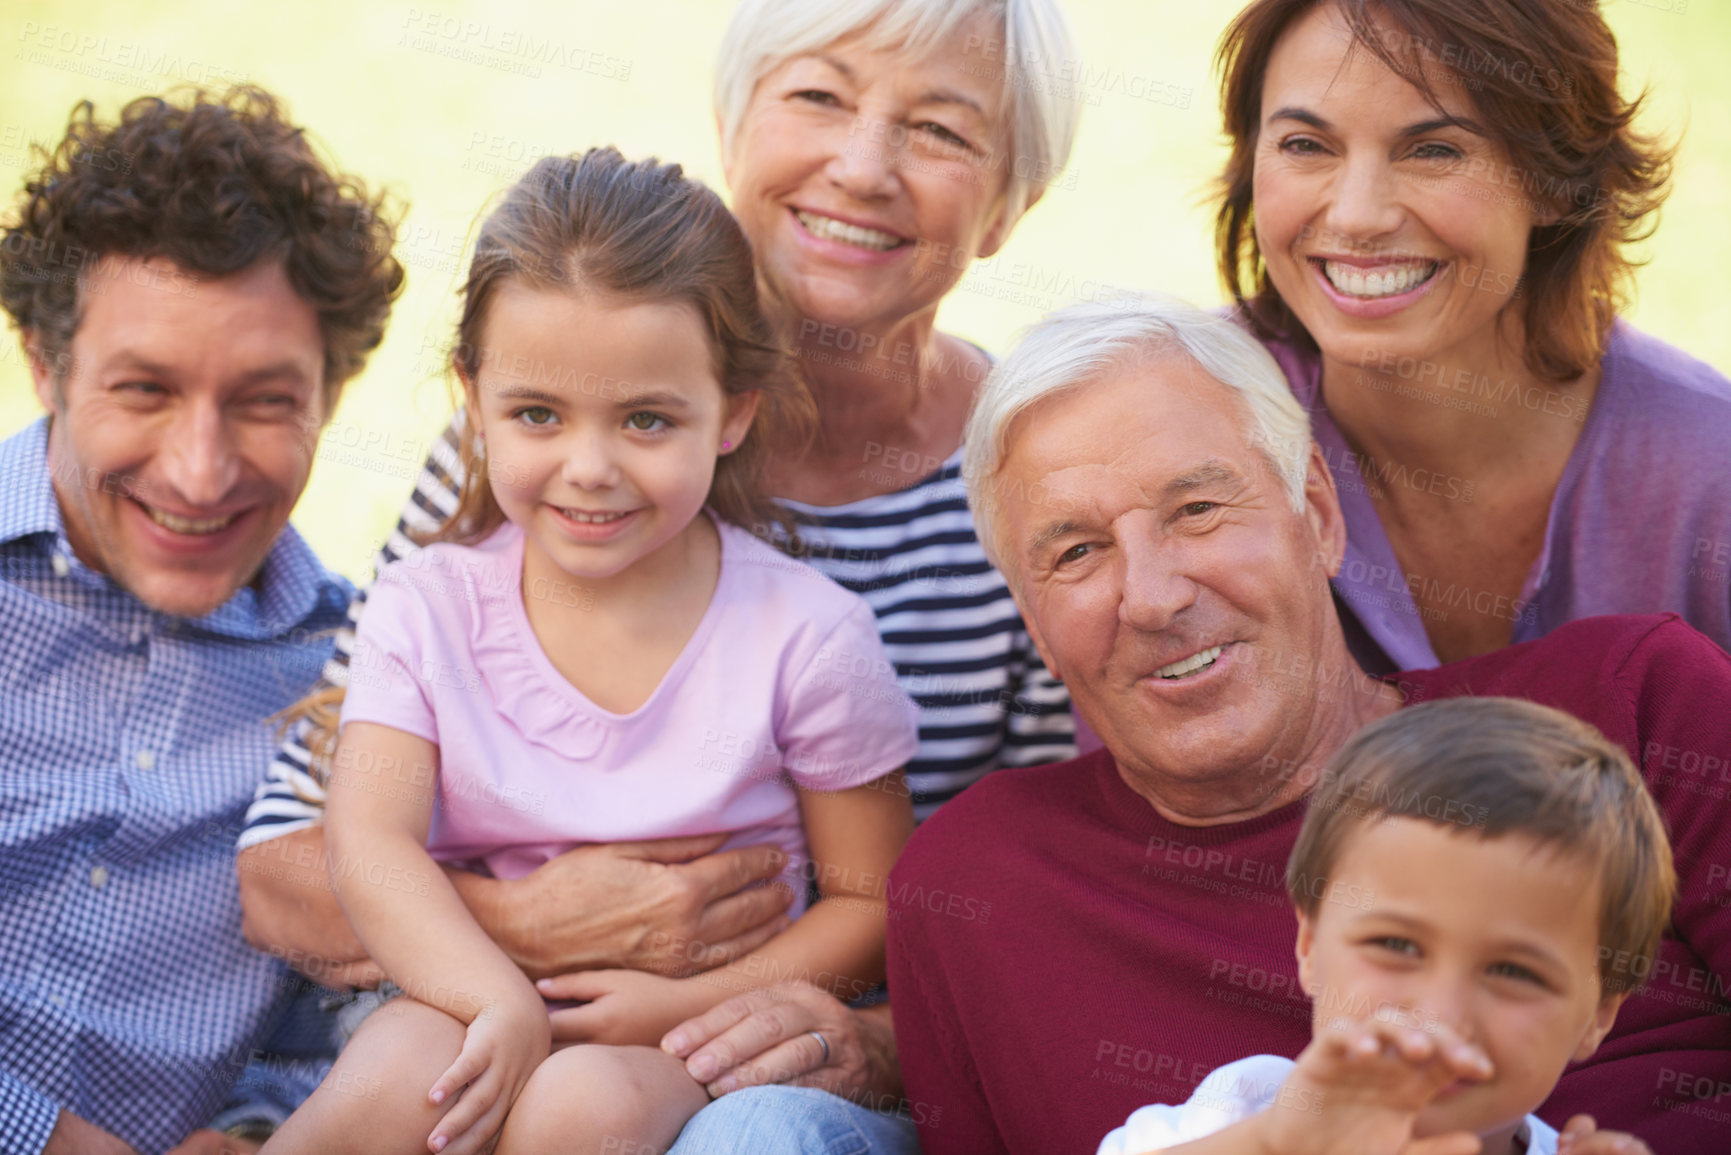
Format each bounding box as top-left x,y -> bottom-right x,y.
0,88 -> 401,1153
887,299 -> 1731,1153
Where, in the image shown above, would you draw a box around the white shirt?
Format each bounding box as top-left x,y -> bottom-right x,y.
1097,1055 -> 1559,1155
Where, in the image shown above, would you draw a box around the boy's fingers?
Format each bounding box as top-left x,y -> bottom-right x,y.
1315,1018 -> 1403,1068
1391,1026 -> 1438,1063
1560,1114 -> 1598,1136
1441,1039 -> 1493,1082
1413,1021 -> 1492,1082
1351,1017 -> 1421,1065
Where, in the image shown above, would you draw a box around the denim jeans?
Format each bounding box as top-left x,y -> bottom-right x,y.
668,1085 -> 921,1155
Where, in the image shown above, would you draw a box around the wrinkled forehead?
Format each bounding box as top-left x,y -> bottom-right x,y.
723,2 -> 1013,136
997,351 -> 1268,519
766,8 -> 1011,120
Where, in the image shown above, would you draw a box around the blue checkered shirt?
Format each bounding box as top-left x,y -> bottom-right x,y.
0,418 -> 352,1154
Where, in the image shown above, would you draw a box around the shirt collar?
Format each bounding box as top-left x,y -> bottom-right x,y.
0,418 -> 63,545
0,417 -> 350,638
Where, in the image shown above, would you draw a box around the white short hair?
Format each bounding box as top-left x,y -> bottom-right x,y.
963,298 -> 1315,569
714,0 -> 1082,222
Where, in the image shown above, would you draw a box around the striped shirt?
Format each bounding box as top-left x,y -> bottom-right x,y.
240,413 -> 1074,845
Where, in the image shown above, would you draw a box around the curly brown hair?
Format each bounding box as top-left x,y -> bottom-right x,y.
1215,0 -> 1674,382
0,85 -> 404,401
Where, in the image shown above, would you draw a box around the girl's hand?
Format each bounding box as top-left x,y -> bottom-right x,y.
538,969 -> 719,1047
1258,1016 -> 1490,1155
426,990 -> 551,1155
1558,1115 -> 1654,1154
659,981 -> 889,1103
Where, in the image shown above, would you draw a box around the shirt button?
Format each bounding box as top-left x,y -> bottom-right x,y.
89,865 -> 109,889
134,749 -> 156,771
51,554 -> 70,578
49,994 -> 66,1007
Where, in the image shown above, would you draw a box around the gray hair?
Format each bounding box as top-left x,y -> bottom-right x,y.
714,0 -> 1082,222
963,298 -> 1314,569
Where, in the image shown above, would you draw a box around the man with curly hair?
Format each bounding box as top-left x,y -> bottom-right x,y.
0,86 -> 402,1154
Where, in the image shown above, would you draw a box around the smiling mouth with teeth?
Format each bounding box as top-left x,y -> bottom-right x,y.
1314,258 -> 1442,300
795,210 -> 907,252
139,501 -> 240,535
1156,645 -> 1224,680
559,508 -> 633,525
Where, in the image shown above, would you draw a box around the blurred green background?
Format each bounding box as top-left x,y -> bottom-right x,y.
2,0 -> 1723,582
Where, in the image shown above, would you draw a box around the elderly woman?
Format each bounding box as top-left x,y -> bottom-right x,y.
1216,0 -> 1731,672
234,0 -> 1081,1150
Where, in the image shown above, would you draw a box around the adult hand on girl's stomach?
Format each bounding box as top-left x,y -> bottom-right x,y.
472,833 -> 793,979
536,968 -> 720,1047
659,982 -> 891,1103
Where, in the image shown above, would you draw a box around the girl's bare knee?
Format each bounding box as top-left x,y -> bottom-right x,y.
498,1045 -> 704,1155
265,998 -> 470,1155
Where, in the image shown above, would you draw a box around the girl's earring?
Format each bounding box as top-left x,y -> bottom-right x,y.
721,440 -> 733,452
474,432 -> 486,457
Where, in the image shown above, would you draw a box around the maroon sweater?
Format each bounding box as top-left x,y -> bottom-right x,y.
887,615 -> 1731,1154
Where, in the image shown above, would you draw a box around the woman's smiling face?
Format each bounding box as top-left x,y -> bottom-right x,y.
722,8 -> 1018,333
1251,4 -> 1545,374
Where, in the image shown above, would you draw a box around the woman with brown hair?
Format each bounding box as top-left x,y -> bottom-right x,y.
1215,0 -> 1731,672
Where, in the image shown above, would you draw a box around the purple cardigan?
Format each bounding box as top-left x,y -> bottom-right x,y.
1266,320 -> 1731,673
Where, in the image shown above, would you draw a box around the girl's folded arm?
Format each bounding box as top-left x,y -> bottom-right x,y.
324,720 -> 543,1023
689,768 -> 917,1009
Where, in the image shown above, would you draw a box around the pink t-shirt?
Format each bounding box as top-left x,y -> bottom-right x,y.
340,517 -> 920,907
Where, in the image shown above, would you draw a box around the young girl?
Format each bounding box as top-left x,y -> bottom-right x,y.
263,148 -> 919,1155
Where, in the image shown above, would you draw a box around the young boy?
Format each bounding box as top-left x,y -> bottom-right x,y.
1098,697 -> 1675,1155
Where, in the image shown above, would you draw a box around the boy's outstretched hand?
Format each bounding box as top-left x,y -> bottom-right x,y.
1557,1115 -> 1654,1154
1254,1016 -> 1492,1155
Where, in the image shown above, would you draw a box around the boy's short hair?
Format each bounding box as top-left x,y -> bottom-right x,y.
0,85 -> 403,404
1288,697 -> 1676,995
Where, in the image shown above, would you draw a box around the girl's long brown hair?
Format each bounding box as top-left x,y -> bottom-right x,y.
287,147 -> 814,784
436,146 -> 813,545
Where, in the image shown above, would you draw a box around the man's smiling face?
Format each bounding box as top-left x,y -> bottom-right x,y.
993,350 -> 1350,798
33,255 -> 326,617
